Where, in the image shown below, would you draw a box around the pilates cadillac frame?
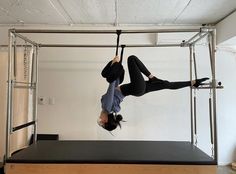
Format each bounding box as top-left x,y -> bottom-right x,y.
5,27 -> 220,170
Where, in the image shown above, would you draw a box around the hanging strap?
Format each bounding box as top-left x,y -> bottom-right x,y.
115,30 -> 122,56
120,45 -> 126,64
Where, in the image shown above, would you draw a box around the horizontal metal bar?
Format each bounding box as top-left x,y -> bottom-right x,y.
13,81 -> 35,85
127,44 -> 181,47
11,28 -> 200,34
192,86 -> 224,89
0,44 -> 33,48
39,44 -> 181,48
199,86 -> 223,89
13,85 -> 35,89
12,121 -> 35,132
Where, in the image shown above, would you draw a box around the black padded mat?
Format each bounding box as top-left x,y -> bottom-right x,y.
7,141 -> 216,165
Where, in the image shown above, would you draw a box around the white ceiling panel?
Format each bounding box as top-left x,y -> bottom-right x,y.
59,0 -> 116,24
176,0 -> 236,24
0,0 -> 235,25
0,0 -> 68,24
118,0 -> 191,24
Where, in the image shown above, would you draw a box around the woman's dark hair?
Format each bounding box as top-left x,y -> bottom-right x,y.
104,113 -> 123,131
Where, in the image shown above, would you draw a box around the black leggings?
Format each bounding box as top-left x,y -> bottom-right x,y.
120,55 -> 191,96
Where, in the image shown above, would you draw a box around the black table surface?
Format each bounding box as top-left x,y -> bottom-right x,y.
7,140 -> 216,165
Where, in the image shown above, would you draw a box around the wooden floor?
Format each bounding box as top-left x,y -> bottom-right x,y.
5,164 -> 217,174
5,141 -> 217,174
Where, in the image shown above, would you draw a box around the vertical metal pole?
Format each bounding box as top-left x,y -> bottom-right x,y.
189,45 -> 194,144
10,36 -> 16,135
192,44 -> 198,146
208,35 -> 213,74
13,38 -> 17,78
30,46 -> 35,85
194,91 -> 197,145
33,45 -> 39,143
208,33 -> 215,158
5,31 -> 13,159
208,92 -> 214,158
10,80 -> 14,134
211,29 -> 218,163
209,95 -> 213,145
192,45 -> 198,80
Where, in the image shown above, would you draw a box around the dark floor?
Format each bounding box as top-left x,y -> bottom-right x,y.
6,141 -> 216,164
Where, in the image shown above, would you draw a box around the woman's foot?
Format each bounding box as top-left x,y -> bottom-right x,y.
193,78 -> 209,88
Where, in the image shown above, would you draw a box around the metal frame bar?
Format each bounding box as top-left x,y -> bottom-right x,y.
193,92 -> 197,144
183,28 -> 211,46
210,29 -> 218,163
5,27 -> 218,164
13,38 -> 17,78
4,27 -> 212,49
188,29 -> 218,163
197,86 -> 223,89
0,44 -> 33,47
12,81 -> 35,85
189,46 -> 194,144
11,28 -> 200,34
209,96 -> 213,145
192,45 -> 198,79
5,30 -> 38,159
208,35 -> 213,73
30,47 -> 35,85
32,45 -> 39,143
184,32 -> 202,46
191,32 -> 209,45
5,31 -> 13,159
12,33 -> 38,46
13,85 -> 36,89
9,80 -> 14,134
39,44 -> 182,48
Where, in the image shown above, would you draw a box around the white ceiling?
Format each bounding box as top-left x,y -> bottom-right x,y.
0,0 -> 236,26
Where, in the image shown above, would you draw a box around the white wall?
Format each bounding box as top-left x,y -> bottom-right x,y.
38,46 -> 192,141
0,26 -> 236,165
216,11 -> 236,164
216,10 -> 236,44
216,49 -> 236,165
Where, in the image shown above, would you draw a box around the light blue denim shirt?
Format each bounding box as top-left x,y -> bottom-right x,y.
101,79 -> 125,113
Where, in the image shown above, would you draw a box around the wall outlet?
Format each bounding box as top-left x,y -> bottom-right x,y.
38,97 -> 46,105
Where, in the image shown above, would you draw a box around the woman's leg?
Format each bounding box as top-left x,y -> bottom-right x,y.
145,79 -> 191,93
145,77 -> 209,93
120,55 -> 152,96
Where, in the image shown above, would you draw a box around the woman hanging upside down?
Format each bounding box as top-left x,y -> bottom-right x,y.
97,55 -> 209,131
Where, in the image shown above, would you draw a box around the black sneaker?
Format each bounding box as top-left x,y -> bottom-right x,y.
193,77 -> 209,88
